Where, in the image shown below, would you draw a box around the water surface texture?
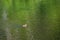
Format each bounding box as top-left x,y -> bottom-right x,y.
0,0 -> 60,40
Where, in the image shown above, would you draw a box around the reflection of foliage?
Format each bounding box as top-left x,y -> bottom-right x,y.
0,0 -> 60,40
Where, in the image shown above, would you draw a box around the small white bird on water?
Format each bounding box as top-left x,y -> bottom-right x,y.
22,24 -> 27,28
